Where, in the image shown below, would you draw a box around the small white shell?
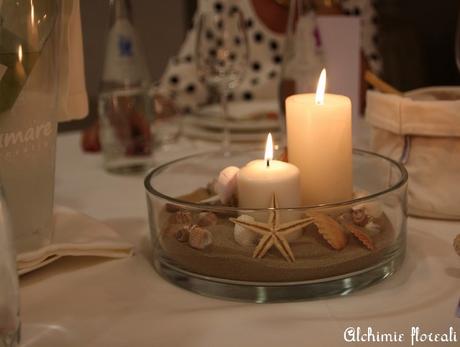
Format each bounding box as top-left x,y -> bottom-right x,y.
189,226 -> 212,250
352,189 -> 383,220
234,215 -> 259,247
364,221 -> 381,235
214,166 -> 239,204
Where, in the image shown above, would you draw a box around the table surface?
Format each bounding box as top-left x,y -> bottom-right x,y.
20,119 -> 460,347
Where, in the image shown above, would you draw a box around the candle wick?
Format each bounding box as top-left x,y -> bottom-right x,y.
266,159 -> 270,168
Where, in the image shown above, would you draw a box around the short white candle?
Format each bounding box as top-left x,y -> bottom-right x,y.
286,69 -> 353,205
237,133 -> 302,210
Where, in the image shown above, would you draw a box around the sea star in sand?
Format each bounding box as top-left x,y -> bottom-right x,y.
230,195 -> 313,262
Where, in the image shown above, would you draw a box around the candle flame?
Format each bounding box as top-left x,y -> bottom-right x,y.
264,133 -> 273,166
315,68 -> 326,105
30,0 -> 35,25
18,45 -> 23,62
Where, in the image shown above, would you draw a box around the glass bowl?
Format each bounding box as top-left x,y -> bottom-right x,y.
145,149 -> 408,302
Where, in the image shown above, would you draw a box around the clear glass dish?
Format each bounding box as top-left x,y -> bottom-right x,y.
145,149 -> 408,302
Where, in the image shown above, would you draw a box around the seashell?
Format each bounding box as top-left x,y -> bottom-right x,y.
197,211 -> 218,227
233,215 -> 259,247
214,166 -> 239,204
454,234 -> 460,256
175,227 -> 190,242
342,220 -> 375,251
352,189 -> 383,219
352,207 -> 369,227
365,220 -> 381,234
173,210 -> 193,225
310,212 -> 347,250
188,226 -> 212,250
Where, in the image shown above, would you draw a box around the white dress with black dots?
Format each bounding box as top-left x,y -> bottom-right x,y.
159,0 -> 381,114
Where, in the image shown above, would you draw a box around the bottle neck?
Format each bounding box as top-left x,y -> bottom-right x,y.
110,0 -> 133,24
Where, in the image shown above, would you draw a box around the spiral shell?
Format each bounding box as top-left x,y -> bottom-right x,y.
197,212 -> 218,227
189,226 -> 212,250
234,215 -> 259,247
454,234 -> 460,256
351,208 -> 369,227
175,227 -> 190,242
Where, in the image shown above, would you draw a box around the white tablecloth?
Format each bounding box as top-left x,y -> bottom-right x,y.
20,121 -> 459,347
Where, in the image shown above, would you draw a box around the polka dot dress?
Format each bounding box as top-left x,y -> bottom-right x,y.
158,0 -> 381,113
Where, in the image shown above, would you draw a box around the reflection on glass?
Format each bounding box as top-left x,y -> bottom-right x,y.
196,4 -> 249,151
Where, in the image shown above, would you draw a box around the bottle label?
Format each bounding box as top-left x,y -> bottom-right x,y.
102,19 -> 145,85
0,64 -> 7,81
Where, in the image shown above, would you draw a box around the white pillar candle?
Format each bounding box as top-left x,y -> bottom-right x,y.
237,134 -> 302,210
286,69 -> 352,205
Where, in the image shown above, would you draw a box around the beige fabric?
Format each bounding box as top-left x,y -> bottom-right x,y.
56,0 -> 88,122
17,206 -> 134,275
366,88 -> 460,220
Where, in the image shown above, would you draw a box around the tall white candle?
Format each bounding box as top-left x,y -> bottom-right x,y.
237,134 -> 302,210
286,69 -> 352,205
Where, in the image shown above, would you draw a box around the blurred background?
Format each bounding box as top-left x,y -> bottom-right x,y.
62,0 -> 460,131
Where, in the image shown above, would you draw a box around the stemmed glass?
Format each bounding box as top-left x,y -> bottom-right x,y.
196,4 -> 249,151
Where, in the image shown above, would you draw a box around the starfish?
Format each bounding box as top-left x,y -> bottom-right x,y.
230,194 -> 314,262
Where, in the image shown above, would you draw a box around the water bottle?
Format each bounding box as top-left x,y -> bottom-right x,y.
98,0 -> 153,173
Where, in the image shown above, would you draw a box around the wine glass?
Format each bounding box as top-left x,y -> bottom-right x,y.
195,5 -> 249,151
